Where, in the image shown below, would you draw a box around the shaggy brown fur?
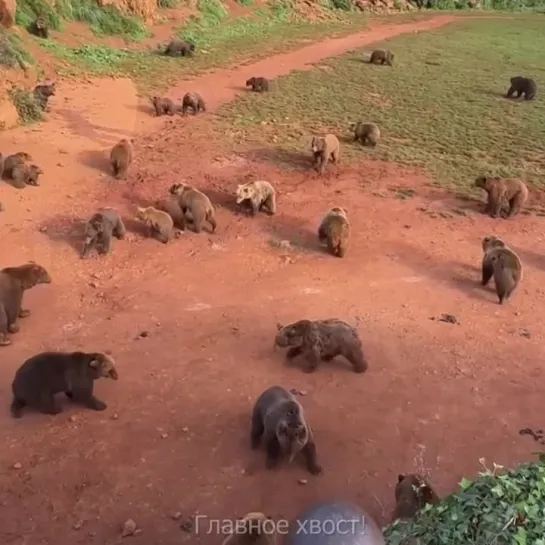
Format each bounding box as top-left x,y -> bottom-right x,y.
136,206 -> 174,243
369,49 -> 394,66
245,77 -> 276,92
34,83 -> 56,111
507,76 -> 536,100
251,386 -> 322,475
2,152 -> 32,178
481,236 -> 523,305
318,207 -> 350,258
0,152 -> 4,178
235,180 -> 276,216
275,318 -> 367,373
353,122 -> 380,147
155,198 -> 186,230
81,208 -> 126,258
0,263 -> 52,346
474,176 -> 529,219
169,182 -> 217,233
393,474 -> 440,521
181,92 -> 206,115
311,134 -> 340,174
10,351 -> 118,417
29,16 -> 49,38
221,513 -> 277,545
164,39 -> 195,57
151,96 -> 177,116
110,138 -> 132,179
11,164 -> 43,188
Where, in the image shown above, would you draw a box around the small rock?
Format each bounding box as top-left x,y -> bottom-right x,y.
518,328 -> 531,339
139,331 -> 149,338
182,427 -> 189,433
290,388 -> 307,396
298,479 -> 308,485
73,520 -> 84,530
121,519 -> 137,537
89,282 -> 97,289
12,462 -> 22,470
39,226 -> 48,233
134,529 -> 143,536
160,433 -> 168,439
111,413 -> 119,420
0,202 -> 4,212
180,518 -> 194,533
68,415 -> 77,423
170,512 -> 182,521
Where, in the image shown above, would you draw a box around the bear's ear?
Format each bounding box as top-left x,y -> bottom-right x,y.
398,474 -> 406,483
276,322 -> 283,331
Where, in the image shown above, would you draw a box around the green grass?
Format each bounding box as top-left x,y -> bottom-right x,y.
214,16 -> 545,191
15,0 -> 148,41
37,11 -> 368,92
0,29 -> 35,68
8,87 -> 43,124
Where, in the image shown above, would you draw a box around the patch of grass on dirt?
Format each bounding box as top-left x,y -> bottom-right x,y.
0,29 -> 35,68
425,0 -> 545,11
8,87 -> 43,124
215,16 -> 545,191
38,9 -> 368,92
158,0 -> 181,7
16,0 -> 148,41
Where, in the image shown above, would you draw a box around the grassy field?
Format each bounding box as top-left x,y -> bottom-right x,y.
36,11 -> 368,93
215,15 -> 545,192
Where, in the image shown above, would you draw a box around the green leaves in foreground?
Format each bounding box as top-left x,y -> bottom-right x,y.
384,457 -> 545,545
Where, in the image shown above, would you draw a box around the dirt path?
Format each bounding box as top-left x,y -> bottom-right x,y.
2,13 -> 544,545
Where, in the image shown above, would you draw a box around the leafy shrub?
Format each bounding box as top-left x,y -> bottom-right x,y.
0,29 -> 35,68
8,88 -> 43,125
384,457 -> 545,545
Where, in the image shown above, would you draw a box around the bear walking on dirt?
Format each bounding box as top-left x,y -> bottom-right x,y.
0,263 -> 52,346
235,180 -> 276,216
310,134 -> 340,174
110,138 -> 133,179
169,182 -> 217,233
10,351 -> 118,417
250,385 -> 322,475
318,206 -> 350,258
81,209 -> 126,258
392,473 -> 440,521
135,206 -> 174,243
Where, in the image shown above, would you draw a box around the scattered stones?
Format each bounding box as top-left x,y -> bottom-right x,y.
121,519 -> 137,537
12,462 -> 22,470
519,428 -> 545,444
111,413 -> 119,420
180,516 -> 194,533
160,433 -> 168,439
138,330 -> 149,338
518,328 -> 531,339
298,478 -> 308,485
170,512 -> 182,521
73,520 -> 84,530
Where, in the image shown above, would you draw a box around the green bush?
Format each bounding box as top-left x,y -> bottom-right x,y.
329,0 -> 354,10
422,0 -> 545,9
8,88 -> 43,125
384,457 -> 545,545
15,0 -> 148,40
0,29 -> 35,68
158,0 -> 180,7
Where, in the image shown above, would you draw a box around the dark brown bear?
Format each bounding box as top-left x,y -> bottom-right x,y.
393,474 -> 440,521
151,96 -> 177,116
369,49 -> 394,66
0,263 -> 52,346
164,39 -> 195,57
506,76 -> 536,100
275,318 -> 367,373
110,138 -> 132,179
474,176 -> 529,219
181,92 -> 206,115
29,16 -> 49,38
34,82 -> 56,111
251,385 -> 322,475
481,236 -> 523,304
318,206 -> 350,258
245,77 -> 276,92
81,208 -> 126,258
10,351 -> 118,417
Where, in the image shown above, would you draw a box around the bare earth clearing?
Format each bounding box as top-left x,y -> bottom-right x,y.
1,14 -> 544,545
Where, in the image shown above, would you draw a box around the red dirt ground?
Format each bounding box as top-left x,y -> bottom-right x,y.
1,14 -> 544,545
